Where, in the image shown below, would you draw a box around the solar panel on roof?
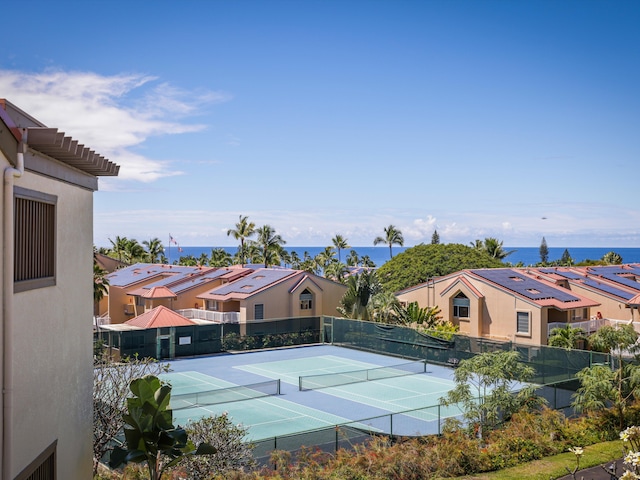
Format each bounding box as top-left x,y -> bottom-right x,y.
472,269 -> 580,302
582,278 -> 635,300
600,274 -> 640,292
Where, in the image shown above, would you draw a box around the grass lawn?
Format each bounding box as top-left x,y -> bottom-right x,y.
447,440 -> 623,480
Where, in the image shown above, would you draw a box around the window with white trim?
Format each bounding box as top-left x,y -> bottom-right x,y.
14,187 -> 57,292
453,292 -> 470,318
516,311 -> 530,335
300,289 -> 313,310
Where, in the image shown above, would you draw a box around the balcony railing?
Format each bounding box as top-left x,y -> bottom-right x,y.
177,308 -> 240,324
547,317 -> 640,336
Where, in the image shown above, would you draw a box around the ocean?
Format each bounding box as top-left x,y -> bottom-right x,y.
166,245 -> 640,268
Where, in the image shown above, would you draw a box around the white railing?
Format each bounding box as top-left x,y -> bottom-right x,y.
93,313 -> 111,329
177,308 -> 240,324
547,317 -> 639,336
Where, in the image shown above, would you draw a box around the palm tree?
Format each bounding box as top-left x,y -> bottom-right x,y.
93,262 -> 109,305
315,246 -> 336,274
373,225 -> 404,259
548,324 -> 587,350
470,239 -> 484,250
337,270 -> 381,321
331,235 -> 350,262
197,252 -> 209,266
255,225 -> 286,268
142,238 -> 164,263
324,261 -> 348,283
227,215 -> 256,265
209,248 -> 232,267
370,291 -> 402,323
482,237 -> 515,260
346,249 -> 360,267
108,235 -> 129,262
123,238 -> 145,264
360,255 -> 376,268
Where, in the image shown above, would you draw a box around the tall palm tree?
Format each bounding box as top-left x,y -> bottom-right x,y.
142,237 -> 164,263
331,235 -> 350,262
93,262 -> 109,305
255,225 -> 286,268
108,235 -> 129,262
324,261 -> 348,283
315,246 -> 336,274
227,215 -> 256,265
373,225 -> 404,259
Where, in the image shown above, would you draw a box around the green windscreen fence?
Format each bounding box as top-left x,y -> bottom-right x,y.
325,316 -> 610,384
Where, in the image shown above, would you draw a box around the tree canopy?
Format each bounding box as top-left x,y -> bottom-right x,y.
376,243 -> 504,293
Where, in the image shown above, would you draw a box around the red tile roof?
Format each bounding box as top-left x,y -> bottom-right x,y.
125,305 -> 195,328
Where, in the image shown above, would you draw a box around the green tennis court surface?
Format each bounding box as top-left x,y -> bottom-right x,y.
162,345 -> 462,442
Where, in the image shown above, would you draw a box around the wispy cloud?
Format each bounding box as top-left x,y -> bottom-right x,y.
0,69 -> 230,181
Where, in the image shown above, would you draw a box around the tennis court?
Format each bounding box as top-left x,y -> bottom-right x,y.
162,344 -> 462,443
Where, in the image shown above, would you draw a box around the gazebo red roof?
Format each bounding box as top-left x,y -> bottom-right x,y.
125,305 -> 195,329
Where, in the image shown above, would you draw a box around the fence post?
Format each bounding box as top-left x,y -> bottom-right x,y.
438,404 -> 441,435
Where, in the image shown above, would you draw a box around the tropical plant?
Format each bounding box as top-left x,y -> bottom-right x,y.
93,354 -> 169,475
370,291 -> 402,323
331,234 -> 350,262
315,246 -> 336,273
108,235 -> 129,262
227,215 -> 256,265
123,238 -> 146,264
346,249 -> 360,267
209,248 -> 232,267
482,237 -> 515,260
337,270 -> 382,321
440,350 -> 540,439
374,224 -> 404,259
560,248 -> 573,266
548,324 -> 586,349
324,261 -> 348,283
109,375 -> 214,480
143,238 -> 164,263
94,262 -> 109,305
602,251 -> 623,265
399,302 -> 442,328
255,224 -> 286,268
572,324 -> 640,430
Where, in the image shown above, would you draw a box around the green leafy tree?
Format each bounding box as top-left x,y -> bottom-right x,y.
539,237 -> 549,264
548,324 -> 586,349
94,262 -> 109,305
441,350 -> 539,439
109,235 -> 129,262
602,251 -> 623,265
431,230 -> 440,245
315,246 -> 336,273
572,324 -> 640,430
370,291 -> 402,323
123,238 -> 146,264
182,414 -> 256,478
332,234 -> 350,262
227,215 -> 256,266
376,243 -> 504,293
337,270 -> 381,321
398,302 -> 442,328
374,224 -> 404,259
109,375 -> 214,480
255,224 -> 286,268
324,261 -> 348,283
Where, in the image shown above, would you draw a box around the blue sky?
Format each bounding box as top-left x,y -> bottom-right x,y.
1,0 -> 639,248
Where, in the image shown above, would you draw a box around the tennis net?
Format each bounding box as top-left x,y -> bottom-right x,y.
299,360 -> 427,391
171,379 -> 281,410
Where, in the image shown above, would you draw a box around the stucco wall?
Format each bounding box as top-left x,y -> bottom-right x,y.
11,169 -> 93,479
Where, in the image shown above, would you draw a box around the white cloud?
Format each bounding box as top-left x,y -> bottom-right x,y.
0,69 -> 229,181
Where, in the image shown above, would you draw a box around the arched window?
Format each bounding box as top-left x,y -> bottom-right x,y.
453,292 -> 470,318
300,288 -> 313,310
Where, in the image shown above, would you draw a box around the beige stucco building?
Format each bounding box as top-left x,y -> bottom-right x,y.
0,100 -> 118,479
100,263 -> 348,326
397,265 -> 640,345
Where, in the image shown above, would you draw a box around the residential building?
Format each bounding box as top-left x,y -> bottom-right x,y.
0,99 -> 118,479
396,265 -> 640,345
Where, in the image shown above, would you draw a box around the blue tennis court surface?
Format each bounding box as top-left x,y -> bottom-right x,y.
161,344 -> 460,442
